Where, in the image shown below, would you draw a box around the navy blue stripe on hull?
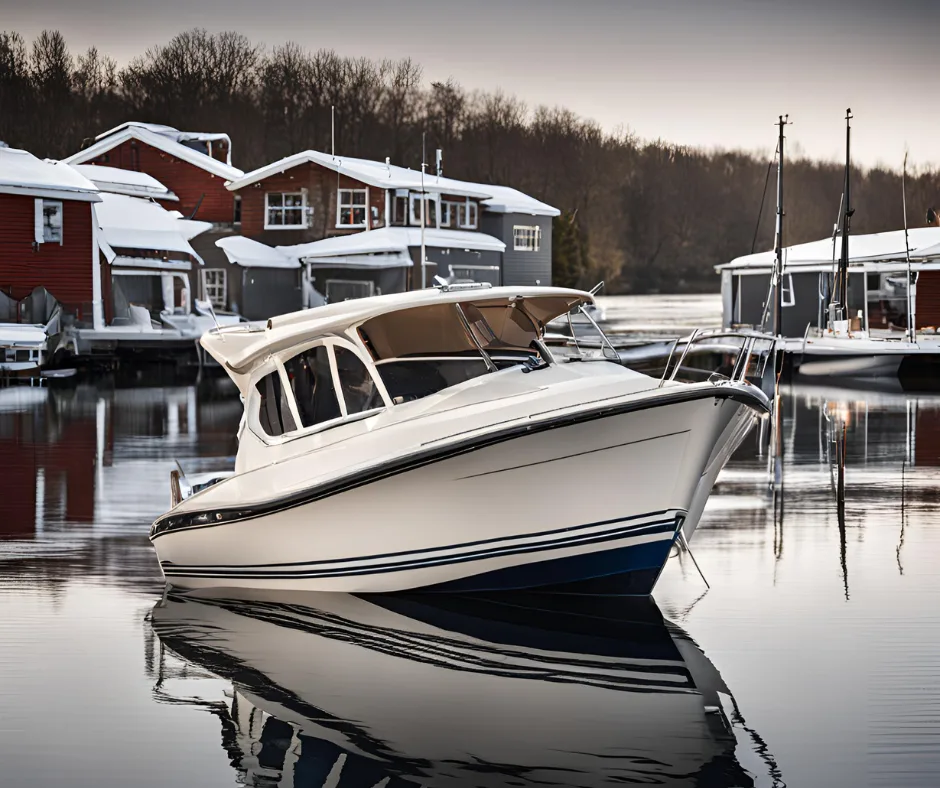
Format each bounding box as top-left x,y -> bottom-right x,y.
161,517 -> 680,581
420,539 -> 676,595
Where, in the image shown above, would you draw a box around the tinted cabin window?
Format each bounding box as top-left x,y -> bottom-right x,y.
283,346 -> 341,428
256,372 -> 297,436
334,347 -> 382,414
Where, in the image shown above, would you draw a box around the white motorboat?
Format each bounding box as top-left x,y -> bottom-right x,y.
0,323 -> 47,372
150,589 -> 783,787
150,284 -> 769,594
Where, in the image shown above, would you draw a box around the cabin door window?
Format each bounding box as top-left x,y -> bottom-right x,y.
283,345 -> 342,428
334,346 -> 383,415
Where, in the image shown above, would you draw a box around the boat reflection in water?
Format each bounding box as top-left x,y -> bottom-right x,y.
150,591 -> 782,787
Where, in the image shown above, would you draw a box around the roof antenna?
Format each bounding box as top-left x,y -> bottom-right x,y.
331,106 -> 335,158
902,148 -> 916,343
420,131 -> 427,289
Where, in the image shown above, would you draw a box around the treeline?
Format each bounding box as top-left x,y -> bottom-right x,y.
2,29 -> 939,293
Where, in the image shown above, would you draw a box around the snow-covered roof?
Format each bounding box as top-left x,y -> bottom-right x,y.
480,184 -> 560,217
280,227 -> 505,262
304,251 -> 414,269
216,236 -> 300,269
0,147 -> 100,201
64,123 -> 242,181
70,164 -> 178,201
227,150 -> 493,199
718,227 -> 940,272
94,193 -> 211,263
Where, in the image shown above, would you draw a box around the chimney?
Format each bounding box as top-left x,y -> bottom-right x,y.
436,149 -> 443,178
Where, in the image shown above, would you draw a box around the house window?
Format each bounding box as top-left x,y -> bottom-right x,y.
233,195 -> 242,224
409,193 -> 437,227
202,269 -> 227,309
34,199 -> 63,244
337,189 -> 368,227
458,200 -> 478,229
513,225 -> 541,252
265,192 -> 307,229
393,195 -> 408,225
441,200 -> 460,228
326,279 -> 375,302
781,272 -> 796,307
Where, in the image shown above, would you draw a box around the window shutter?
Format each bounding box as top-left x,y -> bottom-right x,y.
34,199 -> 44,244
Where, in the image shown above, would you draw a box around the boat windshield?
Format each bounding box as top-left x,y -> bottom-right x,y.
358,300 -> 548,403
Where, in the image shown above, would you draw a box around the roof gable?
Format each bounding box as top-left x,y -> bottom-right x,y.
64,125 -> 243,181
226,150 -> 493,199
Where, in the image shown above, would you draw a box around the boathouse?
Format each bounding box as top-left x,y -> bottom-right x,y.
0,147 -> 104,328
716,228 -> 940,335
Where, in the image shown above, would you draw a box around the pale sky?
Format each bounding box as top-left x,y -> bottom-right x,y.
3,0 -> 938,168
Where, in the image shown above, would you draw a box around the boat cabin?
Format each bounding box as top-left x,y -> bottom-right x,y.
201,286 -> 590,460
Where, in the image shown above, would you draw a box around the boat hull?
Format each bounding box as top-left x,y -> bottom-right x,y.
153,389 -> 763,594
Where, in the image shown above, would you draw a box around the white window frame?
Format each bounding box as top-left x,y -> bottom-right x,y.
513,225 -> 541,252
458,199 -> 478,229
248,336 -> 391,446
781,272 -> 796,307
201,268 -> 227,309
409,193 -> 438,227
325,279 -> 375,302
441,200 -> 462,228
336,188 -> 368,228
265,192 -> 309,230
34,198 -> 63,245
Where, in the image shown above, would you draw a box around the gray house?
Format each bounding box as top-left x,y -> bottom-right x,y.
213,236 -> 303,320
480,185 -> 560,287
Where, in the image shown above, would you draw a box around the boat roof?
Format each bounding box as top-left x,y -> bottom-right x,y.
718,227 -> 940,271
201,285 -> 593,392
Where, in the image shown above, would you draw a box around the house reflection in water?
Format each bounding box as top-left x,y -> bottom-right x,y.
0,374 -> 241,539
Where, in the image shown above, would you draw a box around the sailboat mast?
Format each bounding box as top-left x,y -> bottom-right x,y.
835,108 -> 853,322
773,115 -> 786,337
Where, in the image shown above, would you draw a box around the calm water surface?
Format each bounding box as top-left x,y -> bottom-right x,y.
2,295 -> 939,787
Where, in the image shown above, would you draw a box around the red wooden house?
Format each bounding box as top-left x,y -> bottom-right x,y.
63,122 -> 243,225
0,146 -> 105,328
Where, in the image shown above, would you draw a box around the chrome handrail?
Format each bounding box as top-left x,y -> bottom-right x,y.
577,304 -> 619,360
658,337 -> 681,388
660,329 -> 776,387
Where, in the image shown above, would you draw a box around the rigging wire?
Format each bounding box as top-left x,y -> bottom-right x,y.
750,142 -> 779,255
